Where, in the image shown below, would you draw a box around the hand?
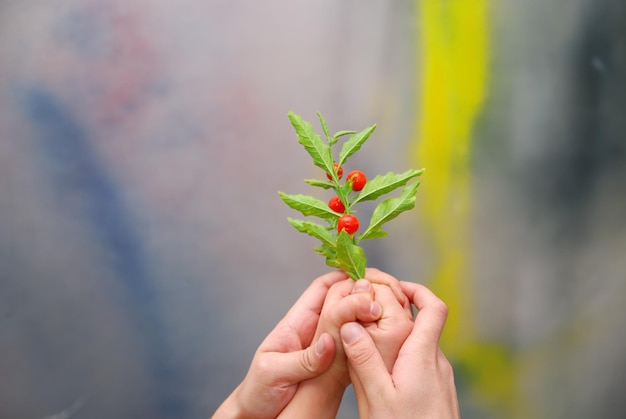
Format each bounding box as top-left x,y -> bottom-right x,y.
278,268 -> 411,418
359,269 -> 414,373
340,281 -> 460,419
212,270 -> 359,419
348,269 -> 414,416
277,276 -> 383,418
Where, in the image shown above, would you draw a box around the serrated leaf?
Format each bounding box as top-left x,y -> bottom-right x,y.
288,218 -> 336,248
317,112 -> 331,140
352,168 -> 424,204
314,244 -> 336,259
360,181 -> 420,241
304,179 -> 335,189
333,130 -> 356,139
335,230 -> 367,280
338,124 -> 376,166
279,192 -> 341,221
317,112 -> 338,146
325,257 -> 342,269
288,111 -> 335,174
317,244 -> 341,269
357,229 -> 388,241
336,179 -> 354,209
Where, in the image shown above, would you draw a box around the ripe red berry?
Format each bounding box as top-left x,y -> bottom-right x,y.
328,196 -> 345,213
326,163 -> 343,180
337,214 -> 359,234
347,170 -> 367,191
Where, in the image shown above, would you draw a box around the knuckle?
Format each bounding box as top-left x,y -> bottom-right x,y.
348,344 -> 376,368
352,295 -> 374,319
440,356 -> 455,380
329,294 -> 370,325
255,355 -> 275,378
436,349 -> 455,376
432,299 -> 449,319
299,347 -> 318,374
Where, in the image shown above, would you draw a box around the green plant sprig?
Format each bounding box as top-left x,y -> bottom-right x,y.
278,111 -> 424,280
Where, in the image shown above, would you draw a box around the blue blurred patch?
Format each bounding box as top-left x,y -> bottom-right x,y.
24,88 -> 188,418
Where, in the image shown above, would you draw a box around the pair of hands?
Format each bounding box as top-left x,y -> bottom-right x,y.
212,268 -> 459,419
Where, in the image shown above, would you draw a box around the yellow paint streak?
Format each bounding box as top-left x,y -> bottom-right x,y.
415,0 -> 487,348
413,0 -> 522,416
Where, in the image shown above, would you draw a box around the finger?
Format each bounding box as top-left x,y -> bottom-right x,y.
326,278 -> 366,305
372,283 -> 412,321
351,278 -> 374,298
340,322 -> 393,399
271,332 -> 336,384
274,271 -> 348,341
396,281 -> 448,362
364,268 -> 409,310
288,270 -> 349,317
325,292 -> 382,329
350,279 -> 376,327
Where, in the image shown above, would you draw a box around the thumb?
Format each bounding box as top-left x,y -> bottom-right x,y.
340,322 -> 393,396
277,332 -> 336,383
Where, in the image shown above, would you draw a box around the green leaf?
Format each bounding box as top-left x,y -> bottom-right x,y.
288,111 -> 335,174
315,245 -> 337,261
304,179 -> 335,189
352,168 -> 424,204
337,179 -> 354,210
315,244 -> 341,269
358,229 -> 388,240
314,245 -> 333,257
325,257 -> 342,269
335,230 -> 367,280
279,192 -> 341,221
338,124 -> 376,166
288,218 -> 336,248
333,130 -> 356,139
359,181 -> 420,241
317,112 -> 331,141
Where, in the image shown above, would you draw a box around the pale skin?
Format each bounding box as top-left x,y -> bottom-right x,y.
341,280 -> 461,419
211,270 -> 382,419
277,268 -> 414,419
212,269 -> 460,419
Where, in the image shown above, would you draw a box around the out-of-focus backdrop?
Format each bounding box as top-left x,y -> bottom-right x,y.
1,1 -> 625,418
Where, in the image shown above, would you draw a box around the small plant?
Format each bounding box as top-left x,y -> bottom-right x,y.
278,111 -> 424,280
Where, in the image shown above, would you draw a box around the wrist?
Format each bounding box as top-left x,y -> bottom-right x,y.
278,376 -> 347,419
211,385 -> 249,419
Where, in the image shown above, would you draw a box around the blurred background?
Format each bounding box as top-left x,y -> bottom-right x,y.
1,1 -> 625,418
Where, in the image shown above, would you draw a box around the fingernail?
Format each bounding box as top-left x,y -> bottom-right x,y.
370,301 -> 381,317
353,279 -> 370,293
315,338 -> 325,356
341,322 -> 363,344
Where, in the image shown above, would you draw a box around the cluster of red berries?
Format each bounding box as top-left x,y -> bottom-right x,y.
325,163 -> 367,235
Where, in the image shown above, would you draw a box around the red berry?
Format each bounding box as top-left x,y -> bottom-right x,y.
337,214 -> 359,234
328,196 -> 345,213
326,163 -> 343,180
347,170 -> 367,191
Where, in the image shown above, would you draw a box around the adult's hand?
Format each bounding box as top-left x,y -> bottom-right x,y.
340,281 -> 460,419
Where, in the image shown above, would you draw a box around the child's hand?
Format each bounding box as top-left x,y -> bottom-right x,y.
212,270 -> 375,419
277,277 -> 383,418
341,281 -> 460,419
361,269 -> 414,372
348,269 -> 415,417
300,269 -> 411,390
